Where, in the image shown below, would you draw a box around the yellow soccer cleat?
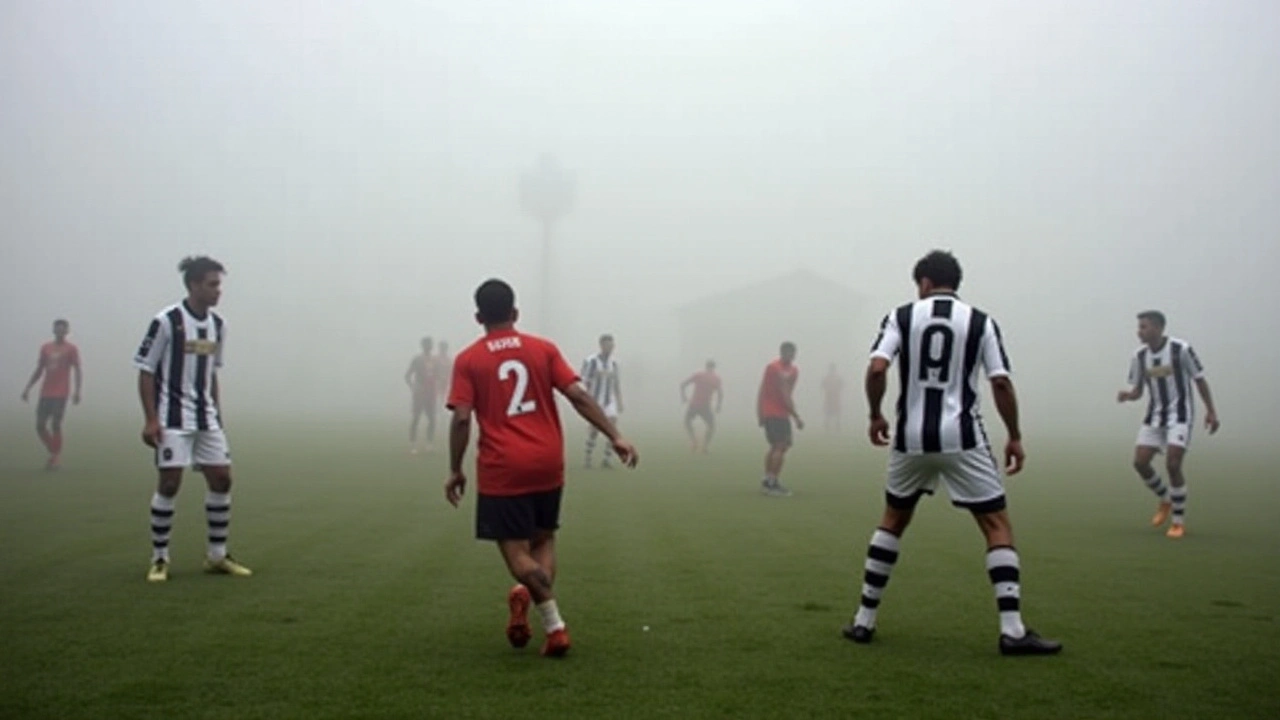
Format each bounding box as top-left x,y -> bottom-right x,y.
147,559 -> 169,583
1151,502 -> 1172,527
1166,524 -> 1185,539
204,555 -> 253,577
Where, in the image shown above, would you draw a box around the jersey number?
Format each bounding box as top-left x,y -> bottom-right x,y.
498,360 -> 537,416
918,325 -> 955,383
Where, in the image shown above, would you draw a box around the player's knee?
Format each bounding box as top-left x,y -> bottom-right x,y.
157,476 -> 182,496
1165,457 -> 1183,475
1132,458 -> 1152,474
204,468 -> 232,492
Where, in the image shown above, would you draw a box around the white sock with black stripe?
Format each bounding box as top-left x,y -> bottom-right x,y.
853,528 -> 900,629
986,546 -> 1026,639
150,492 -> 175,563
1140,470 -> 1169,500
205,491 -> 231,561
1170,484 -> 1187,526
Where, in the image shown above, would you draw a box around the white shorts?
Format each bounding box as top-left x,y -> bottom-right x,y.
885,447 -> 1006,512
1136,424 -> 1192,451
156,429 -> 232,469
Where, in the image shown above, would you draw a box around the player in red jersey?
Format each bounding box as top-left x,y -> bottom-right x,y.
821,363 -> 845,434
405,337 -> 440,453
445,279 -> 638,658
21,319 -> 82,470
757,342 -> 803,496
680,359 -> 722,453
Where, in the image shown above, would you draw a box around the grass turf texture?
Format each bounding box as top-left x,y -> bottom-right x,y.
1,418 -> 1278,719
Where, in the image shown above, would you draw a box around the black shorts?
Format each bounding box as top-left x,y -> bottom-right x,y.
685,405 -> 715,425
763,417 -> 792,446
37,397 -> 68,423
476,487 -> 563,541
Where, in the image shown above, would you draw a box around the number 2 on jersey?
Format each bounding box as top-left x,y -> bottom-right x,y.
498,359 -> 537,416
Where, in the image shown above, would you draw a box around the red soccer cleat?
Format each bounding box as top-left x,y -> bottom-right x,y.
541,627 -> 572,658
506,584 -> 532,648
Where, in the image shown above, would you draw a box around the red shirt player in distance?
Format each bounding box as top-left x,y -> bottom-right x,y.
445,278 -> 638,658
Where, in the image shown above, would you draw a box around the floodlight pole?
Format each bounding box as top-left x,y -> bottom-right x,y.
520,154 -> 575,338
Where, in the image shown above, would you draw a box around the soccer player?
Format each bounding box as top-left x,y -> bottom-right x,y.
821,363 -> 844,434
843,250 -> 1061,656
20,318 -> 82,470
435,340 -> 453,407
445,279 -> 638,657
680,359 -> 722,453
757,342 -> 803,497
133,256 -> 250,583
1116,310 -> 1220,539
405,337 -> 439,453
581,334 -> 623,469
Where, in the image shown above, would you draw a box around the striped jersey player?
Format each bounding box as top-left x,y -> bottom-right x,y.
581,334 -> 624,469
1116,310 -> 1220,539
133,256 -> 251,583
844,250 -> 1061,656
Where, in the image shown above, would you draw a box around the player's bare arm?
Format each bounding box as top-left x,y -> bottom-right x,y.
990,375 -> 1025,475
137,370 -> 162,448
1195,377 -> 1220,433
72,352 -> 82,404
865,357 -> 891,446
1116,384 -> 1143,403
444,404 -> 472,507
562,384 -> 638,467
20,354 -> 46,402
404,358 -> 418,387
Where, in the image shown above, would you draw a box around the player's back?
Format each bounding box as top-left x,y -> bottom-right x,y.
873,294 -> 1010,454
450,329 -> 580,493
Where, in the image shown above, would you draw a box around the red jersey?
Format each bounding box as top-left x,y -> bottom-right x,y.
758,359 -> 798,419
686,371 -> 721,410
38,342 -> 79,399
447,328 -> 580,497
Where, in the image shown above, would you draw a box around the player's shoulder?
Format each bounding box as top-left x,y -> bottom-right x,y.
1168,336 -> 1194,348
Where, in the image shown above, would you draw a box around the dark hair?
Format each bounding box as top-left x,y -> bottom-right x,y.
600,334 -> 614,343
912,250 -> 962,290
1137,310 -> 1166,328
179,256 -> 225,289
780,341 -> 796,354
53,318 -> 69,327
475,279 -> 516,325
421,336 -> 433,347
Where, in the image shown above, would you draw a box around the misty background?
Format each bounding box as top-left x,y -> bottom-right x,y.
2,0 -> 1276,444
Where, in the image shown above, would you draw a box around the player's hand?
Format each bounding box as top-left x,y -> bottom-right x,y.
445,471 -> 467,507
1004,439 -> 1026,475
72,392 -> 81,405
610,437 -> 639,468
795,417 -> 805,431
757,415 -> 764,427
1205,411 -> 1220,435
1116,389 -> 1133,403
868,415 -> 890,446
20,390 -> 29,403
141,420 -> 162,449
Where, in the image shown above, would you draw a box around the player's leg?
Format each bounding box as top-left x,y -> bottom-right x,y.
409,394 -> 424,452
843,451 -> 928,643
46,398 -> 67,467
1133,429 -> 1171,525
684,407 -> 699,452
148,430 -> 194,582
34,398 -> 54,458
529,488 -> 570,655
950,448 -> 1061,655
196,431 -> 251,575
424,400 -> 437,450
1164,429 -> 1191,537
584,424 -> 598,469
701,408 -> 716,452
601,415 -> 618,468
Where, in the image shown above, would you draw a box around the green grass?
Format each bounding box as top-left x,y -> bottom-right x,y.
1,417 -> 1278,719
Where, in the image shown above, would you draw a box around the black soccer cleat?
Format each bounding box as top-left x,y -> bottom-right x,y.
999,629 -> 1062,656
841,623 -> 875,644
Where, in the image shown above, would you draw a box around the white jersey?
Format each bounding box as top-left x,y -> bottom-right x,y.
133,301 -> 225,431
1127,337 -> 1205,428
870,293 -> 1011,455
581,353 -> 620,410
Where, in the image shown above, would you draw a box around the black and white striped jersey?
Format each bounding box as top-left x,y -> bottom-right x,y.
1127,337 -> 1205,428
870,293 -> 1011,455
133,301 -> 225,431
580,353 -> 620,407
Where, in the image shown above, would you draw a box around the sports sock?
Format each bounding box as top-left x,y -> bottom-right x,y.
1170,485 -> 1187,526
150,493 -> 175,563
1141,471 -> 1169,500
853,528 -> 900,629
986,546 -> 1026,639
536,600 -> 565,633
205,492 -> 231,561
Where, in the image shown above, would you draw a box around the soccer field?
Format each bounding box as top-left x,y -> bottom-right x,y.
2,418 -> 1278,719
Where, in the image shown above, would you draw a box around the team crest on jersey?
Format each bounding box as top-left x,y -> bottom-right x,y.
1147,365 -> 1173,378
184,339 -> 220,356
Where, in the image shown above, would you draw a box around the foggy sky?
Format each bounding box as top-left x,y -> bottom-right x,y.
2,0 -> 1277,440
